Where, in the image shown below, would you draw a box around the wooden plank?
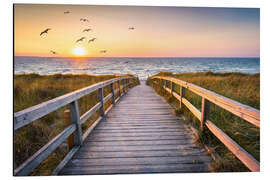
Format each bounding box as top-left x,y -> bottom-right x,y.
67,156 -> 211,167
79,144 -> 199,152
60,163 -> 209,175
73,149 -> 207,159
14,124 -> 76,176
80,102 -> 101,124
83,139 -> 195,146
152,76 -> 259,127
100,121 -> 180,124
89,131 -> 190,137
103,93 -> 113,103
14,76 -> 133,130
94,129 -> 190,134
51,146 -> 80,175
95,125 -> 187,130
182,98 -> 201,120
86,135 -> 189,142
205,120 -> 260,172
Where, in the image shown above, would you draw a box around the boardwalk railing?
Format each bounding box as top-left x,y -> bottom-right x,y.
14,76 -> 137,176
149,76 -> 260,172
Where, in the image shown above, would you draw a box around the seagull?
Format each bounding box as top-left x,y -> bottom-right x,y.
64,11 -> 70,14
88,38 -> 96,43
83,28 -> 92,32
80,18 -> 89,22
128,27 -> 135,30
76,37 -> 86,43
50,50 -> 57,54
100,50 -> 107,53
40,28 -> 51,36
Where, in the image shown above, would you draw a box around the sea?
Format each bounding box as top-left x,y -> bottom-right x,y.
14,57 -> 260,80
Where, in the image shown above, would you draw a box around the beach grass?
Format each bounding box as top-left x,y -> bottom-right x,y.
14,73 -> 140,175
146,72 -> 260,172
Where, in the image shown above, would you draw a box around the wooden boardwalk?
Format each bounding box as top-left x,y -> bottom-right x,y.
59,81 -> 211,175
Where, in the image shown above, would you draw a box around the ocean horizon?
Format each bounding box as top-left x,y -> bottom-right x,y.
14,56 -> 260,80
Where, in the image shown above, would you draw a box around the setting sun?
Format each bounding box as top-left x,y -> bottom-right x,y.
72,46 -> 87,57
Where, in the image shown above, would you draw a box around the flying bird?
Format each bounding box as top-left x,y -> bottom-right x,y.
128,27 -> 135,30
40,28 -> 51,36
100,50 -> 107,53
83,28 -> 92,32
50,50 -> 57,54
76,37 -> 86,43
88,38 -> 96,43
64,11 -> 70,14
80,18 -> 89,22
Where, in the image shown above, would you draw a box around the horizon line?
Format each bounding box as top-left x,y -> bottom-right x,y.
14,55 -> 260,59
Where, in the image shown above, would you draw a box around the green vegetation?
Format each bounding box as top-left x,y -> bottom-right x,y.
14,73 -> 140,175
146,72 -> 260,172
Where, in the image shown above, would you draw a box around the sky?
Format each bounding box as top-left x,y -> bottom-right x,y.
14,4 -> 260,57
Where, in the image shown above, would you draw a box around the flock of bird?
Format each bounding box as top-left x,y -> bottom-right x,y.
39,10 -> 136,55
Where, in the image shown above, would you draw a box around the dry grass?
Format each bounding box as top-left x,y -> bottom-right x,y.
14,73 -> 140,175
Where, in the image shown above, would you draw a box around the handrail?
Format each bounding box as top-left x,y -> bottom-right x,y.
152,76 -> 259,127
14,76 -> 132,131
14,76 -> 137,176
149,76 -> 260,172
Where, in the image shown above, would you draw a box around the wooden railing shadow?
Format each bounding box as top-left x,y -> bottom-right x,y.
14,76 -> 138,176
148,76 -> 260,172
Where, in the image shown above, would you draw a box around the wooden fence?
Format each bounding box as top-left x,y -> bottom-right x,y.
14,76 -> 137,176
149,76 -> 260,172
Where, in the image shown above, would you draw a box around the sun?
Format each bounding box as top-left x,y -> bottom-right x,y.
72,46 -> 87,56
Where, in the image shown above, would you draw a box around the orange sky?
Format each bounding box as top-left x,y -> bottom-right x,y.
14,4 -> 260,57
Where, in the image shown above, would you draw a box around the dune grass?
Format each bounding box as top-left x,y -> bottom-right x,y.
14,73 -> 140,175
146,72 -> 260,172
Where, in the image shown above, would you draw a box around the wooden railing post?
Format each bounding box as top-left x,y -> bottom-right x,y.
179,86 -> 185,109
123,79 -> 126,93
171,81 -> 175,95
117,80 -> 121,97
110,83 -> 115,105
64,110 -> 74,150
69,100 -> 82,146
99,87 -> 105,117
201,97 -> 210,131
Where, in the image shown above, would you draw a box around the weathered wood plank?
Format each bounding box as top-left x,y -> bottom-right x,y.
67,156 -> 211,167
82,139 -> 195,146
73,149 -> 207,159
85,135 -> 189,142
182,98 -> 201,120
80,102 -> 101,124
79,144 -> 199,152
51,146 -> 80,175
93,129 -> 188,133
60,163 -> 209,175
89,131 -> 191,137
